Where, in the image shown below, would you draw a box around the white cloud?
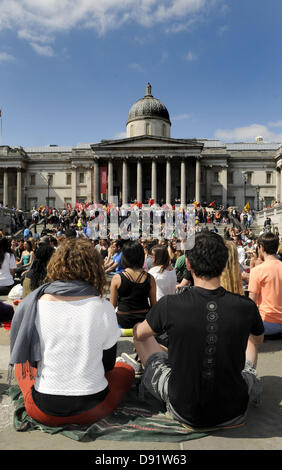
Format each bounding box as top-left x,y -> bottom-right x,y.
217,24 -> 229,35
0,1 -> 213,54
0,51 -> 15,63
30,43 -> 55,57
172,113 -> 191,120
185,50 -> 197,61
268,120 -> 282,128
214,123 -> 282,142
128,62 -> 144,73
114,131 -> 127,139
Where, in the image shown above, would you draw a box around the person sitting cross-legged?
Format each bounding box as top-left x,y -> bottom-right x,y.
9,238 -> 135,427
132,232 -> 264,430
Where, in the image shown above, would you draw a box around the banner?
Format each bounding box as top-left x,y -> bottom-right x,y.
100,166 -> 107,195
244,202 -> 250,212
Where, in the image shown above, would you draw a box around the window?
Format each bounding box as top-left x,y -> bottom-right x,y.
46,197 -> 55,208
227,172 -> 233,184
162,124 -> 166,137
200,170 -> 205,184
266,172 -> 272,184
66,173 -> 72,185
246,172 -> 252,184
213,171 -> 219,183
64,198 -> 72,207
48,174 -> 53,186
28,198 -> 38,210
30,174 -> 36,185
130,125 -> 134,137
79,172 -> 85,184
145,122 -> 151,135
264,197 -> 274,208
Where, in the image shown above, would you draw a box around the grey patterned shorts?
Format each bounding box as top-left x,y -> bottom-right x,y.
141,352 -> 261,427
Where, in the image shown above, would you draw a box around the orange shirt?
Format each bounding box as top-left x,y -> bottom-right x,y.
248,259 -> 282,324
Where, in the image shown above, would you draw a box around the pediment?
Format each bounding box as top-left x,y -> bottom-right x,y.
91,135 -> 203,151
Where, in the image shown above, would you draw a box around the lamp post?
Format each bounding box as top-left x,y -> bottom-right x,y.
255,185 -> 260,211
242,172 -> 247,209
47,174 -> 51,210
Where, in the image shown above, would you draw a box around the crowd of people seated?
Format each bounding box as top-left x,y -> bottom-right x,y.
0,205 -> 281,431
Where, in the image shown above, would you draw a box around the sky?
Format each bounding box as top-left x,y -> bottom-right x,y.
1,0 -> 282,147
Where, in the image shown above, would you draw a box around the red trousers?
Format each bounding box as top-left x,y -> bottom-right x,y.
15,361 -> 135,427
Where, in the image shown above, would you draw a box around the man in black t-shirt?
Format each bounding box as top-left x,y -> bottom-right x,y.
133,232 -> 264,429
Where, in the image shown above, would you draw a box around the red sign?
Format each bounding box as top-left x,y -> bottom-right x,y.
100,166 -> 107,194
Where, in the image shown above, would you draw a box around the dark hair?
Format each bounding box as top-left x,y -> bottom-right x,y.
121,240 -> 145,269
24,240 -> 33,252
257,232 -> 279,255
0,237 -> 11,268
186,232 -> 228,279
65,227 -> 77,238
28,244 -> 55,290
152,245 -> 170,272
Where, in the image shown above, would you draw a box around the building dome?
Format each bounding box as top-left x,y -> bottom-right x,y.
127,83 -> 171,125
126,84 -> 171,138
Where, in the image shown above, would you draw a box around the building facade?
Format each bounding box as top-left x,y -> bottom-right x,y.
0,84 -> 282,211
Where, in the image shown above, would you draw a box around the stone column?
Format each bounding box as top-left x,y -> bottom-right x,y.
276,167 -> 281,202
93,159 -> 99,203
122,158 -> 128,205
137,158 -> 143,202
280,165 -> 282,203
180,159 -> 186,207
166,157 -> 171,205
195,157 -> 201,203
3,169 -> 8,207
151,158 -> 157,201
71,166 -> 77,207
16,168 -> 22,210
221,165 -> 228,206
108,158 -> 114,202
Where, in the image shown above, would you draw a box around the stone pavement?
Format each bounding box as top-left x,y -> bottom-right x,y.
0,295 -> 281,452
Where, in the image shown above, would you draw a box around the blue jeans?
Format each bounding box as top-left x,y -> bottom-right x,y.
263,321 -> 282,335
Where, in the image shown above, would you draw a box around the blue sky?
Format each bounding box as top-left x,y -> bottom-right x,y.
1,0 -> 282,147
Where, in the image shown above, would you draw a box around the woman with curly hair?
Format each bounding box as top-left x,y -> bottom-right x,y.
9,237 -> 134,426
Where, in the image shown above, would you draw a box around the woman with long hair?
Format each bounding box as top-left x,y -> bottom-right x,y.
0,237 -> 17,295
220,240 -> 244,295
22,244 -> 55,298
15,240 -> 34,277
10,237 -> 134,427
149,244 -> 177,301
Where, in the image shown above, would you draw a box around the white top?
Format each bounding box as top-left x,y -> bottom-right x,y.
0,253 -> 16,286
149,266 -> 177,301
34,297 -> 121,396
237,246 -> 246,265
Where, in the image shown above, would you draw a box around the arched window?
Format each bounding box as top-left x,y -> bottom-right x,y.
146,122 -> 151,135
130,124 -> 134,137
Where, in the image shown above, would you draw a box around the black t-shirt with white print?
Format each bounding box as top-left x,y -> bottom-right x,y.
146,286 -> 264,428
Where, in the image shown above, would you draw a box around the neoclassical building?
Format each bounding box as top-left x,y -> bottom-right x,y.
0,83 -> 282,211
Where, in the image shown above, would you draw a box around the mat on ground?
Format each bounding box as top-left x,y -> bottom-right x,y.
5,380 -> 208,443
